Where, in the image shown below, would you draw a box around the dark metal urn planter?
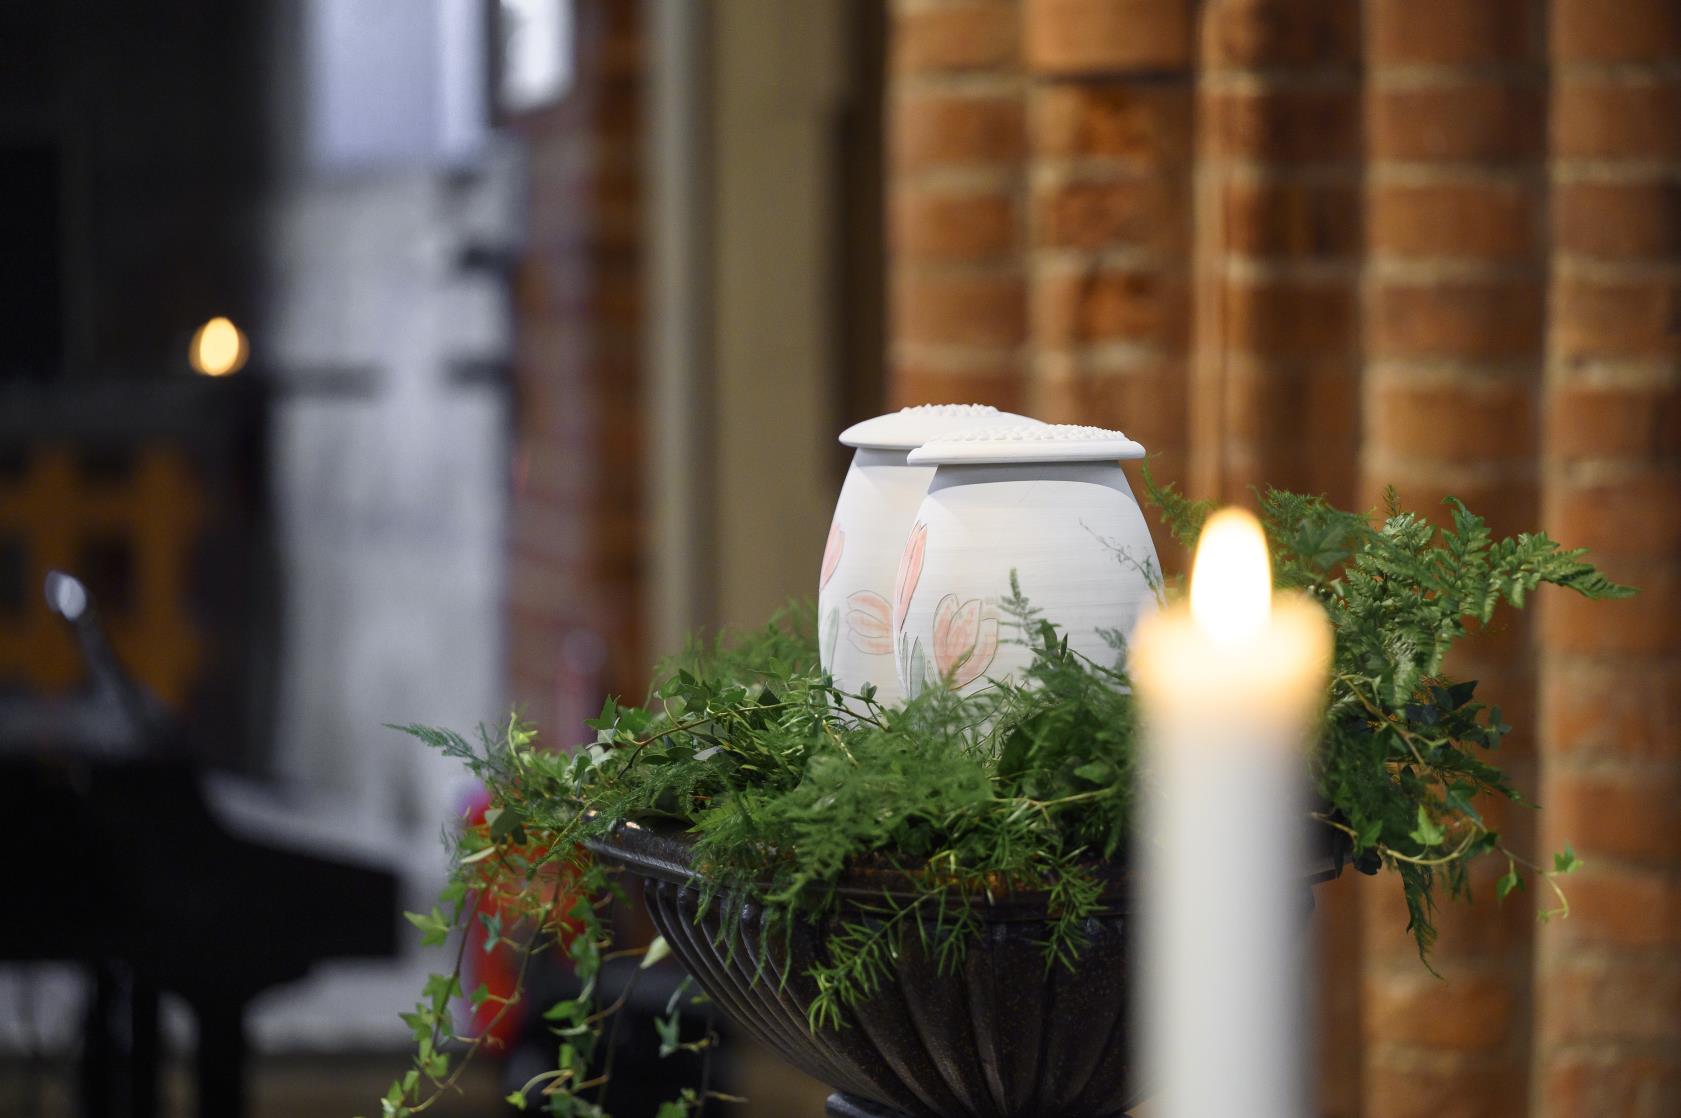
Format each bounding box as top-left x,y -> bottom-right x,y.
589,822 -> 1345,1118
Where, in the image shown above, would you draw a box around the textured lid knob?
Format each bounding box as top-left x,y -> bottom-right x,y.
838,404 -> 1042,451
908,422 -> 1146,465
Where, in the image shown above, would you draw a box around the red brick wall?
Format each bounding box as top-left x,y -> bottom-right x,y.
888,0 -> 1030,410
507,0 -> 646,739
1536,3 -> 1681,1114
1358,4 -> 1550,1116
887,0 -> 1196,535
1196,0 -> 1362,508
885,1 -> 1681,1114
1030,0 -> 1194,499
503,2 -> 1681,1109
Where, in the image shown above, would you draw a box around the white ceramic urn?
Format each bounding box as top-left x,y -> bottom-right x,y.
892,424 -> 1160,697
819,404 -> 1041,703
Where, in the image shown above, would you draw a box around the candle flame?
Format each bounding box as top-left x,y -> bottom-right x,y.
1189,508 -> 1272,646
190,316 -> 248,377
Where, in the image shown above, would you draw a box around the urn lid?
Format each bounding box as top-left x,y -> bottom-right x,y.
838,404 -> 1041,451
908,423 -> 1147,465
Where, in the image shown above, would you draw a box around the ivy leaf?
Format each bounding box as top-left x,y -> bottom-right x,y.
1496,870 -> 1522,901
1444,680 -> 1478,709
665,975 -> 695,1016
543,998 -> 582,1023
1409,805 -> 1445,847
569,929 -> 601,982
1073,761 -> 1113,785
1553,845 -> 1582,875
403,908 -> 450,947
422,973 -> 459,1015
641,934 -> 673,969
487,805 -> 526,841
655,1010 -> 683,1058
479,911 -> 503,953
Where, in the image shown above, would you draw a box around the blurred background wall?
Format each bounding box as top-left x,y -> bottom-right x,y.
514,1 -> 1681,1113
1,0 -> 1677,1115
876,2 -> 1681,1116
0,0 -> 517,1105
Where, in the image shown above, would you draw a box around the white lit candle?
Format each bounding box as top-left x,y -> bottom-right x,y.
1131,508 -> 1332,1118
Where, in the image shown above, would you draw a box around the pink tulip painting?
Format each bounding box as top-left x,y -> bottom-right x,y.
821,605 -> 840,667
899,632 -> 927,699
894,522 -> 927,632
931,593 -> 999,691
820,522 -> 844,590
845,591 -> 893,655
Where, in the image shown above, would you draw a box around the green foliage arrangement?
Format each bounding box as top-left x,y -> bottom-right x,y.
372,473 -> 1630,1117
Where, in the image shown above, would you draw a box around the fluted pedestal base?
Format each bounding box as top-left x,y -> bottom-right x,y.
825,1095 -> 1130,1118
826,1095 -> 909,1118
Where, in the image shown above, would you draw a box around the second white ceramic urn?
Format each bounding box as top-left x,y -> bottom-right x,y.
818,404 -> 1041,703
893,424 -> 1160,697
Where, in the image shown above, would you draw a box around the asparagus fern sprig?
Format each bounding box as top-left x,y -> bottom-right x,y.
373,477 -> 1630,1115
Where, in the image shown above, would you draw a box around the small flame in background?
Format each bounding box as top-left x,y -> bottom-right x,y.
189,316 -> 248,377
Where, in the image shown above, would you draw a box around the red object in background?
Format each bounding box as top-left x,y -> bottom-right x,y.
459,785 -> 527,1049
457,785 -> 587,1050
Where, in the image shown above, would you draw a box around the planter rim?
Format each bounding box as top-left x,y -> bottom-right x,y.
585,818 -> 1345,922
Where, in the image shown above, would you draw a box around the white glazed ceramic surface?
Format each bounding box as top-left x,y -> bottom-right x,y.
838,402 -> 1020,452
819,405 -> 1039,702
819,448 -> 930,703
906,422 -> 1146,466
892,427 -> 1159,698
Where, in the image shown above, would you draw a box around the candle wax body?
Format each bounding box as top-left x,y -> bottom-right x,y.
1132,595 -> 1330,1118
1141,715 -> 1308,1118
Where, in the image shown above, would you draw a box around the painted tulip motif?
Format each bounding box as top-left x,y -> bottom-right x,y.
893,521 -> 927,631
820,522 -> 844,590
846,591 -> 893,655
821,605 -> 840,668
930,593 -> 999,690
898,631 -> 926,699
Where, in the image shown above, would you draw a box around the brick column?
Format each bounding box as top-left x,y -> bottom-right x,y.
1536,3 -> 1681,1113
888,0 -> 1029,410
1357,4 -> 1550,1116
507,0 -> 646,732
1023,0 -> 1195,486
1194,10 -> 1365,1106
1192,0 -> 1363,506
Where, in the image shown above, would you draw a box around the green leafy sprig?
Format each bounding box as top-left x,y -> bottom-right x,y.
371,479 -> 1630,1115
1141,468 -> 1631,955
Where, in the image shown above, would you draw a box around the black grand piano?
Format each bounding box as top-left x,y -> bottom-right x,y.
0,570 -> 399,1117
